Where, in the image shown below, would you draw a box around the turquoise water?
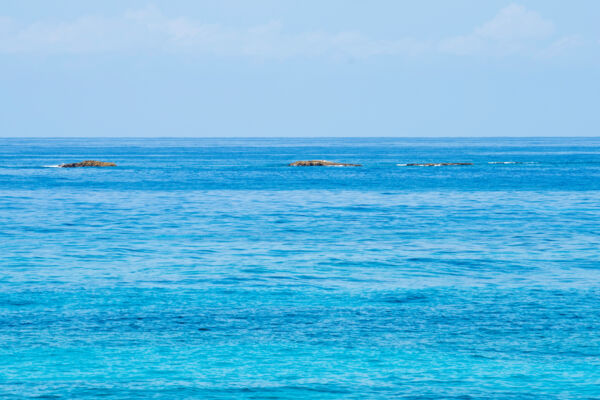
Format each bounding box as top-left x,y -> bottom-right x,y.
1,138 -> 599,399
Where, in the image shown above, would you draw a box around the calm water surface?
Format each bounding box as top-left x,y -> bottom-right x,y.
1,138 -> 599,399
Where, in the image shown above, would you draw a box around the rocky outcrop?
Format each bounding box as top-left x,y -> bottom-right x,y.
60,160 -> 117,168
403,163 -> 473,167
289,160 -> 362,167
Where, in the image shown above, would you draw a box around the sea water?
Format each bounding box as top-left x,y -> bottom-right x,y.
0,138 -> 599,399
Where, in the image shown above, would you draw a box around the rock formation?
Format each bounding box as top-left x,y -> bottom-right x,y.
60,160 -> 117,168
289,160 -> 361,167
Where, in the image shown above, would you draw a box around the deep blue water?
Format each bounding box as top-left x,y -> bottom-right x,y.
1,137 -> 599,399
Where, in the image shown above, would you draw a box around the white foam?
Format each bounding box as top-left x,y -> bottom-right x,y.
43,165 -> 61,168
488,161 -> 538,165
397,163 -> 444,167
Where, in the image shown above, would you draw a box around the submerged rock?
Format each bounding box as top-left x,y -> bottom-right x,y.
60,160 -> 117,168
403,162 -> 473,167
289,160 -> 362,167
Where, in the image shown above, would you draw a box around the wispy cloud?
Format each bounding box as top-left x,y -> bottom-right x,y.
538,35 -> 585,58
0,4 -> 585,59
0,5 -> 428,58
439,4 -> 555,55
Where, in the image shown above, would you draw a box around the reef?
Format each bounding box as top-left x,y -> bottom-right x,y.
289,160 -> 361,167
60,160 -> 117,168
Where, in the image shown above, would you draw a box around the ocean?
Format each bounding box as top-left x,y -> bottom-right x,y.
1,137 -> 599,399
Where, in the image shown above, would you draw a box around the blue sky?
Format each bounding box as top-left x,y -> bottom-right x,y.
1,1 -> 599,137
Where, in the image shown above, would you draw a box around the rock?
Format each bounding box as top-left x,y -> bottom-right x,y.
403,162 -> 473,167
289,160 -> 361,167
60,160 -> 117,168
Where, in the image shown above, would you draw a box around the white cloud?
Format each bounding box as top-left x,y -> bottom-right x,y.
538,35 -> 584,58
0,4 -> 583,60
440,4 -> 555,55
475,4 -> 554,40
0,5 -> 428,58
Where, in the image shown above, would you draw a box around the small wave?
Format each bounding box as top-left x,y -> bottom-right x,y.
43,165 -> 61,168
397,164 -> 438,167
397,164 -> 439,167
488,161 -> 538,165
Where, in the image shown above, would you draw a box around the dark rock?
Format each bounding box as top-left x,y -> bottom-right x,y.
60,160 -> 117,168
289,160 -> 361,167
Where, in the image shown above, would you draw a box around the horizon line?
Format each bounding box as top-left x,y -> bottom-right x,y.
2,136 -> 600,139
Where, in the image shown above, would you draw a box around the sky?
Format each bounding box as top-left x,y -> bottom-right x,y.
1,1 -> 599,137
